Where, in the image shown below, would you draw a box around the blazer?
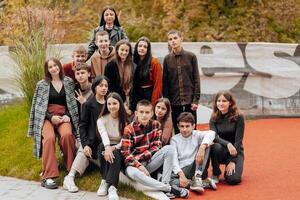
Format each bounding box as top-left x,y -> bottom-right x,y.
27,76 -> 79,158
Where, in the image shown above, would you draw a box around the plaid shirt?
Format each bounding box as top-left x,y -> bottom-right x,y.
121,119 -> 162,167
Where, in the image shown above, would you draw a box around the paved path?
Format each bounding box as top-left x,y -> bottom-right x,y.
0,176 -> 131,200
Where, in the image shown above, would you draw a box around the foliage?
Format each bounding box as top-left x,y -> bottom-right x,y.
0,102 -> 153,200
9,6 -> 62,110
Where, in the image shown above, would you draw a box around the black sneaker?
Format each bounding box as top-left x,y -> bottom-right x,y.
170,185 -> 189,198
41,178 -> 58,189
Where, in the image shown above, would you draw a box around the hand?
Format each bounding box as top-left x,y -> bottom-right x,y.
196,146 -> 206,165
104,146 -> 115,164
191,103 -> 198,111
138,165 -> 150,176
75,89 -> 87,104
83,145 -> 92,158
227,143 -> 237,157
61,115 -> 70,123
225,162 -> 236,176
51,115 -> 63,125
178,172 -> 189,188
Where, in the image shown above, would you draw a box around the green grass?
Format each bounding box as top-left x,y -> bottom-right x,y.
0,102 -> 152,200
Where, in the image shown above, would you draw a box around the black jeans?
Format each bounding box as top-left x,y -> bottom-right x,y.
210,143 -> 244,185
171,104 -> 197,134
98,143 -> 123,187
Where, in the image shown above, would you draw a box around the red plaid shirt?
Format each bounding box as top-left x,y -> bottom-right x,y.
121,119 -> 162,167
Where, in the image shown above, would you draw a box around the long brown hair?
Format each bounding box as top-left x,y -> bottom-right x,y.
211,91 -> 241,122
115,39 -> 133,93
44,58 -> 64,82
154,98 -> 171,128
100,92 -> 128,135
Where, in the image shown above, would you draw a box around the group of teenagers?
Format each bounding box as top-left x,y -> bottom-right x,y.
27,5 -> 245,200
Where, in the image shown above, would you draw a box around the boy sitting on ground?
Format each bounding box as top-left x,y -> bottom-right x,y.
170,112 -> 217,194
121,100 -> 189,199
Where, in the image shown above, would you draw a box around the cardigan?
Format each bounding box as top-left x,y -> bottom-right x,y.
28,76 -> 79,158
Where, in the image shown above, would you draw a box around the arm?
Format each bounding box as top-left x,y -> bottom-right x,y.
87,28 -> 98,61
79,102 -> 91,148
209,120 -> 231,147
161,115 -> 173,145
104,61 -> 117,93
28,82 -> 40,137
121,126 -> 142,168
230,115 -> 245,163
150,58 -> 163,105
97,117 -> 111,147
195,130 -> 215,165
162,57 -> 169,98
192,54 -> 200,104
120,26 -> 129,41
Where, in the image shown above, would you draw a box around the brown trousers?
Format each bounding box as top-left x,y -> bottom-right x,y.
41,104 -> 76,179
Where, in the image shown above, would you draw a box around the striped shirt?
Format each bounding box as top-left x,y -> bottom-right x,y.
121,120 -> 162,167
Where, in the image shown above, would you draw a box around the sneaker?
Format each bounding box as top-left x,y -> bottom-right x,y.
190,176 -> 205,193
165,192 -> 175,199
63,175 -> 79,193
108,185 -> 119,200
170,185 -> 189,198
203,178 -> 217,190
211,175 -> 220,184
41,178 -> 58,189
97,179 -> 109,196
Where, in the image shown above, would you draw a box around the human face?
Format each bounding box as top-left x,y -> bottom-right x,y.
96,34 -> 110,52
135,105 -> 153,126
95,79 -> 108,96
216,94 -> 230,114
155,102 -> 167,120
73,52 -> 87,65
107,97 -> 120,117
47,60 -> 60,77
75,69 -> 90,84
118,44 -> 130,62
104,9 -> 115,25
137,40 -> 148,58
168,33 -> 182,51
178,121 -> 195,138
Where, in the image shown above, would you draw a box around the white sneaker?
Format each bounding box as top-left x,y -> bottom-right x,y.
97,179 -> 109,196
63,175 -> 78,193
108,185 -> 119,200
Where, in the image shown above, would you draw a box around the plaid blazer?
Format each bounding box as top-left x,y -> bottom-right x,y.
27,76 -> 79,158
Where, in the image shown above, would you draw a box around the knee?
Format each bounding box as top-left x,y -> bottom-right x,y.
60,130 -> 73,139
211,143 -> 223,155
226,175 -> 242,185
43,133 -> 55,143
164,145 -> 176,157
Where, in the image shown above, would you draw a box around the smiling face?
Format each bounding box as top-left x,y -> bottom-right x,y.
96,34 -> 110,52
47,60 -> 60,77
137,40 -> 148,58
155,102 -> 168,120
216,94 -> 231,114
178,121 -> 195,138
95,79 -> 108,97
117,43 -> 130,62
103,9 -> 115,25
73,52 -> 87,65
107,96 -> 120,116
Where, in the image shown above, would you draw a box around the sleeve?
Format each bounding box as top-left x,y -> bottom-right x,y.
192,54 -> 201,104
79,102 -> 91,148
121,126 -> 142,168
90,57 -> 96,79
196,130 -> 215,145
161,115 -> 173,145
150,58 -> 163,106
170,137 -> 183,174
97,117 -> 110,147
162,57 -> 169,98
231,115 -> 245,163
27,83 -> 39,137
138,122 -> 162,161
87,29 -> 98,61
120,26 -> 129,41
104,62 -> 117,93
209,120 -> 230,147
45,112 -> 53,121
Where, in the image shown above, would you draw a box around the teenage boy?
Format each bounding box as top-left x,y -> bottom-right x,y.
170,112 -> 217,194
63,46 -> 88,81
121,100 -> 189,199
163,30 -> 201,134
90,31 -> 115,79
